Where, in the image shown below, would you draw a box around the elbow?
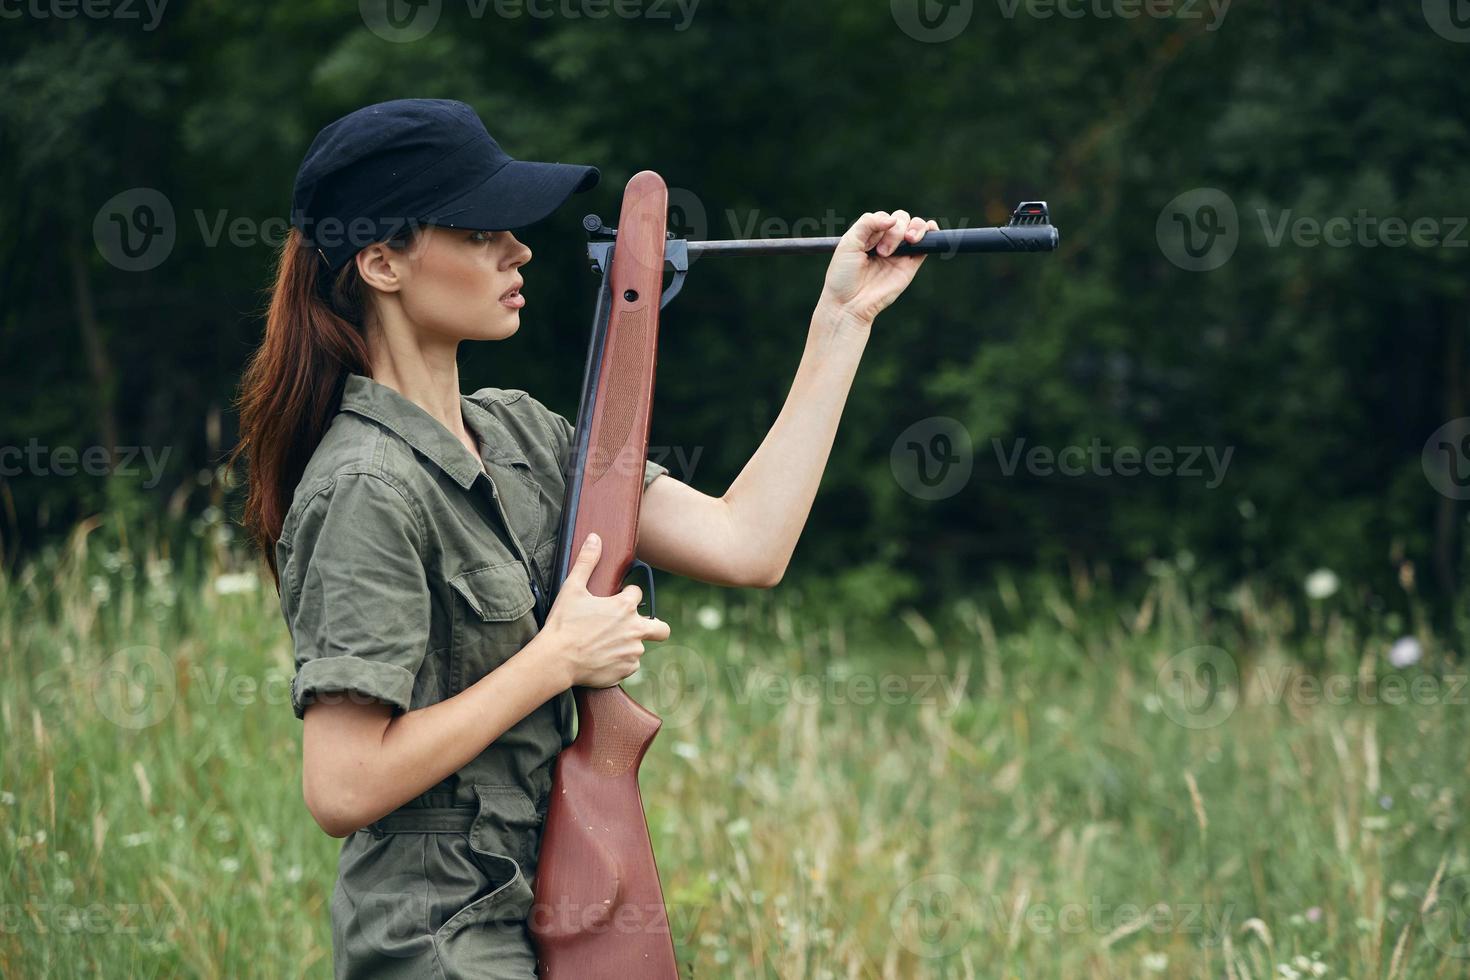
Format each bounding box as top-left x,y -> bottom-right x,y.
303,773 -> 368,839
749,559 -> 787,590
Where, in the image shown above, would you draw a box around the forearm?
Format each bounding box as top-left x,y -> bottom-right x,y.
721,302 -> 871,582
317,631 -> 570,833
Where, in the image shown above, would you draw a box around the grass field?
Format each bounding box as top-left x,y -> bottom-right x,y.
2,522 -> 1468,978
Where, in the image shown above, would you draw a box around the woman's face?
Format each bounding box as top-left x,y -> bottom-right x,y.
365,224 -> 532,344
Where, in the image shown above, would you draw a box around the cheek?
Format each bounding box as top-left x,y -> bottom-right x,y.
404,250 -> 500,329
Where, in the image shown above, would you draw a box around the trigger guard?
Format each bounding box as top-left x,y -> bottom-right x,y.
625,559 -> 656,620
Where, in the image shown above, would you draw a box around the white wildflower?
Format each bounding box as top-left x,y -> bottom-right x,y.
672,741 -> 700,760
219,857 -> 240,874
214,571 -> 258,595
1304,568 -> 1339,600
695,604 -> 723,630
1388,636 -> 1422,668
1142,952 -> 1168,972
0,791 -> 15,805
122,831 -> 154,848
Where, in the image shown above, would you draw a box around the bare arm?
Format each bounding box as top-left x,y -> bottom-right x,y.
636,210 -> 939,588
301,533 -> 666,838
302,630 -> 570,837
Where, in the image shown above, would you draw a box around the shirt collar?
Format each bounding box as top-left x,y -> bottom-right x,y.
337,373 -> 528,489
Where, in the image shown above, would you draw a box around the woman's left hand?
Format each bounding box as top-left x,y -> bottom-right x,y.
817,210 -> 940,331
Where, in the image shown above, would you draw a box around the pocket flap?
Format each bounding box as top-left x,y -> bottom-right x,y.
449,562 -> 536,622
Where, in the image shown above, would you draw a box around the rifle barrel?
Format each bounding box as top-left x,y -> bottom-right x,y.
686,223 -> 1058,258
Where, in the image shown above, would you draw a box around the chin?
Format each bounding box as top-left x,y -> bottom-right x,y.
467,311 -> 520,341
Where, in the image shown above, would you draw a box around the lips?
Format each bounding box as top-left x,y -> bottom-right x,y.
500,281 -> 525,309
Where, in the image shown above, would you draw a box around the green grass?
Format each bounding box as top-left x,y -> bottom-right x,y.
2,522 -> 1468,978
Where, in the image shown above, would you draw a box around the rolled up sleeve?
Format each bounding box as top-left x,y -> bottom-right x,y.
278,473 -> 431,720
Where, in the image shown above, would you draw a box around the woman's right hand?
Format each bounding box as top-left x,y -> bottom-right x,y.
539,533 -> 671,689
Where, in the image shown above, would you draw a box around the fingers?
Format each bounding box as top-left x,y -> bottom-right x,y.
563,532 -> 601,589
620,583 -> 643,608
877,210 -> 912,256
851,211 -> 939,256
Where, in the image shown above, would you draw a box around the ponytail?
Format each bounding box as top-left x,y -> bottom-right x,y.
229,229 -> 373,587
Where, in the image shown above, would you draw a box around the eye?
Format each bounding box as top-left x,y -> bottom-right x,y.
469,230 -> 493,244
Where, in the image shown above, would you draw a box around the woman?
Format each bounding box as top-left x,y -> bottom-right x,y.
232,98 -> 939,978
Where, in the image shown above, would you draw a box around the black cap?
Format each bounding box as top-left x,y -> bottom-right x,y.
290,98 -> 600,273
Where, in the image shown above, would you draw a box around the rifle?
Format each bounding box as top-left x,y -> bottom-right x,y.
530,172 -> 1059,977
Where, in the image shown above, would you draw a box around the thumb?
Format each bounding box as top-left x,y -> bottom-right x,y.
564,533 -> 601,589
843,211 -> 895,253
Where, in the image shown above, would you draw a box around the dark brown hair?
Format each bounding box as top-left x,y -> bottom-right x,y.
229,230 -> 400,586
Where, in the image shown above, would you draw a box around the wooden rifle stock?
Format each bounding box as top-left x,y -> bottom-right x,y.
531,171 -> 679,978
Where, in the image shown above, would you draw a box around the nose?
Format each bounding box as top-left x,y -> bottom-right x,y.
506,233 -> 532,268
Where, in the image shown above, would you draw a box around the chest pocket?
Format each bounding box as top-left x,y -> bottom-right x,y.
448,560 -> 538,695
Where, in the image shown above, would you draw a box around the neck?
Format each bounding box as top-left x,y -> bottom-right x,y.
365,321 -> 476,456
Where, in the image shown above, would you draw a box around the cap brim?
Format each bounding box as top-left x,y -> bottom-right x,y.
423,159 -> 600,231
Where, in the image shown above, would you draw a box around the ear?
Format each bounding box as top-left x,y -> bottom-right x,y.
355,242 -> 404,293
